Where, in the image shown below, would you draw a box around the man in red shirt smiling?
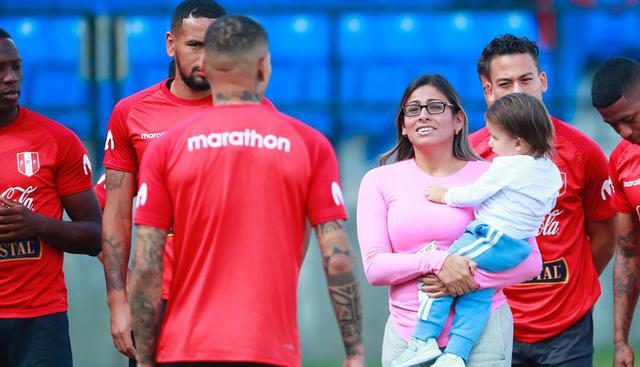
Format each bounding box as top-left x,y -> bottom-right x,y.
468,34 -> 616,366
592,56 -> 640,367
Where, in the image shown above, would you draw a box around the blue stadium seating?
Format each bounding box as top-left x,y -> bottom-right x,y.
0,16 -> 85,63
279,108 -> 333,137
3,2 -> 639,149
266,64 -> 330,104
252,14 -> 329,60
117,16 -> 172,97
46,111 -> 92,139
337,10 -> 537,140
0,16 -> 93,139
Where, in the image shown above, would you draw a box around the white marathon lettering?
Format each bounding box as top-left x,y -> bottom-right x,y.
140,132 -> 165,140
623,177 -> 640,188
187,129 -> 291,153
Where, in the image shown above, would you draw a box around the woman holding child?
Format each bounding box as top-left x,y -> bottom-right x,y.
357,74 -> 548,367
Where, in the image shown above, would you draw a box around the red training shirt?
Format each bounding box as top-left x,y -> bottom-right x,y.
609,139 -> 640,214
134,103 -> 347,365
0,106 -> 93,318
95,173 -> 106,209
103,79 -> 274,299
469,116 -> 615,342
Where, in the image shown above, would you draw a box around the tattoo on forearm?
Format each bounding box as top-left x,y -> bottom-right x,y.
316,220 -> 363,356
316,220 -> 343,238
102,234 -> 127,292
329,273 -> 363,357
130,227 -> 166,365
105,170 -> 125,190
613,226 -> 640,340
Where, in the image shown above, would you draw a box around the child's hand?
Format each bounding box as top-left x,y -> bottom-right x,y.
426,185 -> 447,204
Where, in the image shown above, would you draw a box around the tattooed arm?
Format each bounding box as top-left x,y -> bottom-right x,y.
613,212 -> 640,367
314,220 -> 365,367
130,225 -> 167,367
101,168 -> 137,359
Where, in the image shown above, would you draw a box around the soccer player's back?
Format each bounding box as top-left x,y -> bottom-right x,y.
139,103 -> 337,365
100,1 -> 226,363
130,15 -> 363,367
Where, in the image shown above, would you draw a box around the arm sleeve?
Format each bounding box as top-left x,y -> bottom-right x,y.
133,139 -> 172,231
56,131 -> 94,197
581,138 -> 616,220
306,136 -> 347,225
94,173 -> 106,210
444,161 -> 514,207
103,101 -> 138,173
356,171 -> 449,286
474,237 -> 542,289
609,147 -> 634,213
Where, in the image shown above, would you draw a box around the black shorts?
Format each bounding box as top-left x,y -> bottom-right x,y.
0,312 -> 73,367
512,309 -> 594,367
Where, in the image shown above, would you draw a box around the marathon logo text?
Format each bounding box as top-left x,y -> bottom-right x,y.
187,129 -> 291,153
0,237 -> 42,261
140,132 -> 165,140
623,177 -> 640,188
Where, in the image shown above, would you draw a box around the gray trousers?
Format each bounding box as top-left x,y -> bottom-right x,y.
381,303 -> 513,367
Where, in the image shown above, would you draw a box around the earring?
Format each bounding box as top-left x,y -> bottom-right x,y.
455,130 -> 460,135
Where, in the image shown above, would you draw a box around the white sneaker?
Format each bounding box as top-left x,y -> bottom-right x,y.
431,353 -> 466,367
391,338 -> 442,367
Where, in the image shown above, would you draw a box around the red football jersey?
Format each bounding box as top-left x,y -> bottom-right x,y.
103,80 -> 274,298
134,103 -> 347,365
609,139 -> 640,214
469,116 -> 615,342
95,173 -> 106,209
0,107 -> 93,318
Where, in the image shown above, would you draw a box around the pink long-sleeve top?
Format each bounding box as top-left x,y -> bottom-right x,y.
356,159 -> 542,344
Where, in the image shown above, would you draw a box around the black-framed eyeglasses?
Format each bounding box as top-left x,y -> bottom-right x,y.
402,101 -> 456,117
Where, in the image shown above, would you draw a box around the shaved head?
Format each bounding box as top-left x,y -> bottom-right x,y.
203,15 -> 271,98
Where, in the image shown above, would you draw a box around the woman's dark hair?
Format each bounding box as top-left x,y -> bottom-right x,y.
379,74 -> 480,165
485,92 -> 554,158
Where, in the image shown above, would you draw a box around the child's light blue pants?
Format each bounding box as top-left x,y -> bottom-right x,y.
413,220 -> 532,361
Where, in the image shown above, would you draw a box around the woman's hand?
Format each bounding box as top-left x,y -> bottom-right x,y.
425,185 -> 447,204
418,274 -> 450,298
436,255 -> 477,296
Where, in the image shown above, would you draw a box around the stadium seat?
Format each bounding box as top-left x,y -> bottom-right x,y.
339,103 -> 396,139
48,111 -> 93,140
27,69 -> 89,107
281,109 -> 333,137
252,14 -> 329,61
0,16 -> 86,64
267,64 -> 330,104
117,16 -> 172,96
0,16 -> 93,139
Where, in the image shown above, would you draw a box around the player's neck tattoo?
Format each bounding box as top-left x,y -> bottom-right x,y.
214,90 -> 261,105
